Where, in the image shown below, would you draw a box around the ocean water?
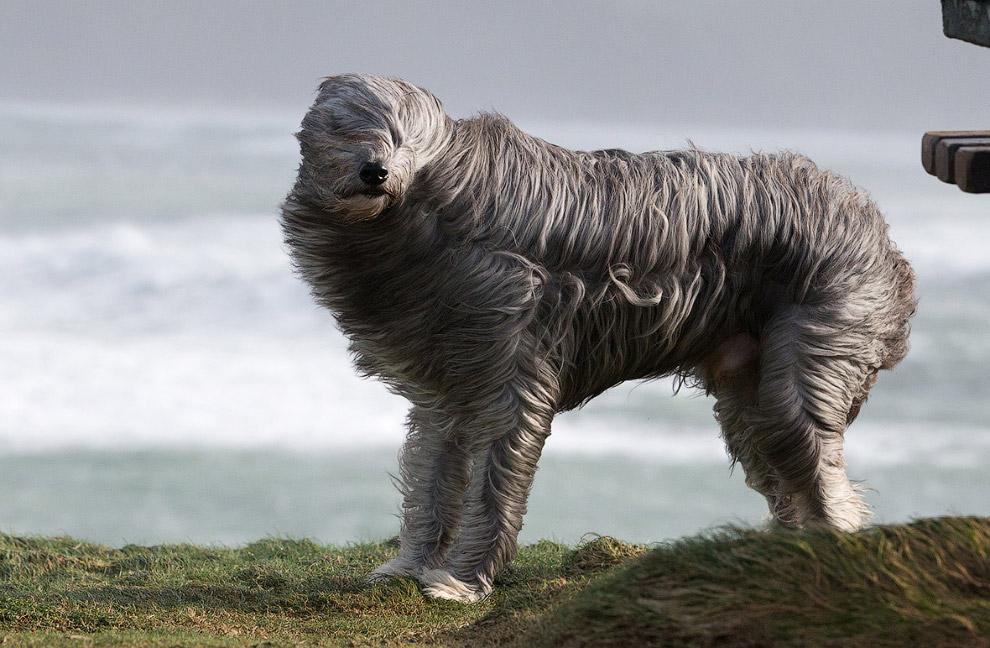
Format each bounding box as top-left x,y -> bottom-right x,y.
1,102 -> 988,547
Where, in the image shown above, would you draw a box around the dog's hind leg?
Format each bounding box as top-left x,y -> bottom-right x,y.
418,372 -> 556,603
726,305 -> 874,532
706,334 -> 784,516
368,404 -> 472,583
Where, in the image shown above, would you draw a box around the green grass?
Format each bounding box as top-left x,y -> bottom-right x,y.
530,517 -> 990,647
0,518 -> 988,646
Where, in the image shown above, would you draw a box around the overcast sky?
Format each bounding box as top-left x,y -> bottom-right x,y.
3,1 -> 989,131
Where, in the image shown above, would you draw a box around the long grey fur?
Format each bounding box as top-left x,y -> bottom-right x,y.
280,74 -> 916,602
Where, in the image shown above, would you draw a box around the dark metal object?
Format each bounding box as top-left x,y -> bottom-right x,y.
942,0 -> 990,48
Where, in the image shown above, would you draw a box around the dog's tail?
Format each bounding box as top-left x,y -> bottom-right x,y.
878,252 -> 917,372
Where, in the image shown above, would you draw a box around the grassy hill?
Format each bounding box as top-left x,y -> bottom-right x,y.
0,517 -> 988,646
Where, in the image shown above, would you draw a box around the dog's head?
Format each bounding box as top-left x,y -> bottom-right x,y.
293,74 -> 452,222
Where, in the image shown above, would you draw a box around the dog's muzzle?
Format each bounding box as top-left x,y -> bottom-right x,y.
358,161 -> 389,187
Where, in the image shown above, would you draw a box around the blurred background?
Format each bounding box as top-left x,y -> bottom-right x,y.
1,0 -> 989,547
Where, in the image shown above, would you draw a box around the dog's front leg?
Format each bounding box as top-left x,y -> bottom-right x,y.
418,377 -> 555,603
368,404 -> 472,583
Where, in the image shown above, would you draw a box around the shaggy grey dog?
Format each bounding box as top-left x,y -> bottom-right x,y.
281,74 -> 915,602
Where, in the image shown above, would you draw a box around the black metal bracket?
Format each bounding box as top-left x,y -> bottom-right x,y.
924,4 -> 988,193
942,0 -> 990,48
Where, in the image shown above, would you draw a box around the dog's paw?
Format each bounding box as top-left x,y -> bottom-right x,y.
366,557 -> 420,584
418,568 -> 490,603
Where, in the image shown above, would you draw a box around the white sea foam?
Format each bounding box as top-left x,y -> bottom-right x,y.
548,415 -> 990,469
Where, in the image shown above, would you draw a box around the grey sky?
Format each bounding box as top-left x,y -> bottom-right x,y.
3,1 -> 988,130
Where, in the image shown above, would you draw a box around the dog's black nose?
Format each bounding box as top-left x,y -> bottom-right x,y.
358,161 -> 389,186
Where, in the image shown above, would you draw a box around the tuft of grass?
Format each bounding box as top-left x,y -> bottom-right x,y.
524,516 -> 990,648
0,517 -> 988,646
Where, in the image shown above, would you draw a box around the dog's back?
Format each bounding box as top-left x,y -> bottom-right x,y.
413,121 -> 914,407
